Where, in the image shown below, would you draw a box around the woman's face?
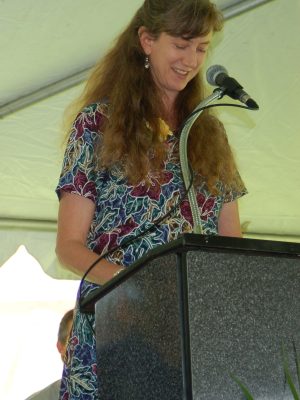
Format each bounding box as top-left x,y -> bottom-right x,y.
140,29 -> 212,104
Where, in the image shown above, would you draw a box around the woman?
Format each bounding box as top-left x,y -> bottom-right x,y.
56,0 -> 247,398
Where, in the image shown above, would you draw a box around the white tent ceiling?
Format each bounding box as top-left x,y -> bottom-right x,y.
0,0 -> 299,276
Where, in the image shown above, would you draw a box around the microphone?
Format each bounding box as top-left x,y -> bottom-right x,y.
206,64 -> 259,110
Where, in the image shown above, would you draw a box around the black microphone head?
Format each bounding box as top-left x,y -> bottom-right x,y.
206,64 -> 228,86
245,98 -> 259,110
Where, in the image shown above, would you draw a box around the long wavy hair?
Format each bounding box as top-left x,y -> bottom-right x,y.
65,0 -> 242,193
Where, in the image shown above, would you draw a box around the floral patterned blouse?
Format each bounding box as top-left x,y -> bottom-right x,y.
56,102 -> 247,399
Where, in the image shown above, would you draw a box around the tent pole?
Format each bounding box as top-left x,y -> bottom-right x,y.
222,0 -> 275,19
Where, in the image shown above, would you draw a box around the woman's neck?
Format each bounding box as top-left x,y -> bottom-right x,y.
163,115 -> 178,133
161,99 -> 179,132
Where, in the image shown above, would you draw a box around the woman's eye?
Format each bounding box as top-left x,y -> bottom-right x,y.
175,44 -> 187,50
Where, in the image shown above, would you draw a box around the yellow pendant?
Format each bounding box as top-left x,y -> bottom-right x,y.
158,118 -> 173,142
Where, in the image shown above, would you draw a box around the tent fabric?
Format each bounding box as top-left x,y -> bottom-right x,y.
1,0 -> 300,275
0,229 -> 80,279
0,246 -> 79,400
0,1 -> 299,398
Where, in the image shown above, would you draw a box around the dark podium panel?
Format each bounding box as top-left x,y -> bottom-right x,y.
80,234 -> 300,399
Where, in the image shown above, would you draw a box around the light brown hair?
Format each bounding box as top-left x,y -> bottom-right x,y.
65,0 -> 242,193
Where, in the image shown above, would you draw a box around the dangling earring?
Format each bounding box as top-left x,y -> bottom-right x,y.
144,56 -> 150,69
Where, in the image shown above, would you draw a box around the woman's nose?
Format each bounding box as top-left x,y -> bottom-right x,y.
183,49 -> 199,68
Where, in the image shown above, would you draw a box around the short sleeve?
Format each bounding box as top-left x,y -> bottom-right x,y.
56,104 -> 106,203
223,170 -> 248,203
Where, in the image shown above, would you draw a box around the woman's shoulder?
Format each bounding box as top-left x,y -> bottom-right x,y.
76,101 -> 110,129
69,101 -> 110,143
81,101 -> 111,120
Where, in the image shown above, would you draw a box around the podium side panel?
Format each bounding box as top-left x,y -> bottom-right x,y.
95,252 -> 185,400
186,250 -> 300,400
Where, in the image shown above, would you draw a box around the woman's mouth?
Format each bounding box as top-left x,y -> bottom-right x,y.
173,67 -> 190,76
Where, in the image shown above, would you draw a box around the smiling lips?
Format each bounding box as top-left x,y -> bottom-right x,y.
173,67 -> 190,76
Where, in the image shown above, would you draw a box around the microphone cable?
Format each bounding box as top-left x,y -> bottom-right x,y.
78,101 -> 258,332
78,163 -> 195,315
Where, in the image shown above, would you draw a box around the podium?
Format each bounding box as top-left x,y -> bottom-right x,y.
80,234 -> 300,399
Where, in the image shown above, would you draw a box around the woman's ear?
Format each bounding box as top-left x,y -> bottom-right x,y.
138,26 -> 154,55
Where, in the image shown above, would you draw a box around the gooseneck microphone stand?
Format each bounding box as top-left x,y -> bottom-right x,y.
179,88 -> 225,234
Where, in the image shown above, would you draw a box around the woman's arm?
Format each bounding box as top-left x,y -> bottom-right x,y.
218,200 -> 243,237
56,192 -> 123,285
